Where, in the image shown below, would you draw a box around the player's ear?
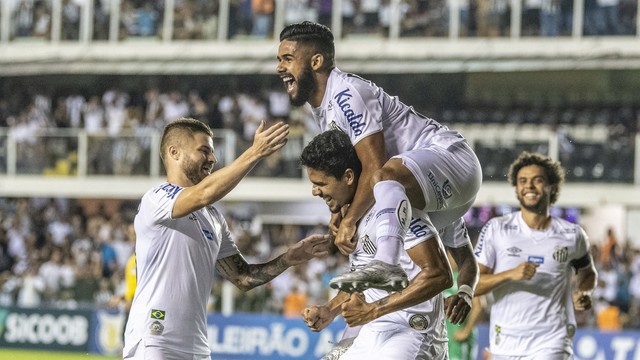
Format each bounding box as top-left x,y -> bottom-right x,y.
344,168 -> 356,185
311,53 -> 324,71
169,145 -> 180,160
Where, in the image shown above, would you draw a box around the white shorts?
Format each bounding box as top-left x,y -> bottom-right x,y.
340,324 -> 448,360
396,140 -> 481,232
491,351 -> 573,360
124,340 -> 211,360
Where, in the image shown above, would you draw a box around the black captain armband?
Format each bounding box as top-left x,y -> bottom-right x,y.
570,254 -> 592,273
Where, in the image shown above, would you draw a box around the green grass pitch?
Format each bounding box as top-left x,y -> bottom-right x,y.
0,349 -> 120,360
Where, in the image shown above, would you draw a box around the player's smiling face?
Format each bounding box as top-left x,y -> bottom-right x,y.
306,167 -> 356,213
181,132 -> 217,186
516,164 -> 551,214
277,40 -> 316,107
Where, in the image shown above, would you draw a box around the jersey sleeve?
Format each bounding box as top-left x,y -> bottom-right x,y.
474,220 -> 497,270
333,80 -> 383,146
143,183 -> 184,226
212,208 -> 240,259
574,226 -> 590,260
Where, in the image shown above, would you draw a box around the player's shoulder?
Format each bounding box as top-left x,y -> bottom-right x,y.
329,68 -> 377,96
550,216 -> 585,236
146,182 -> 183,200
486,212 -> 518,228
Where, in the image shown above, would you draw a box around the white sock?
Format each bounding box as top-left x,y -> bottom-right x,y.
372,180 -> 412,265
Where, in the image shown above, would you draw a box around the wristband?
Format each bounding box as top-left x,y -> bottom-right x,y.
458,284 -> 474,299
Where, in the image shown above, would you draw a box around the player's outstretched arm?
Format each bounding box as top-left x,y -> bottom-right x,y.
341,237 -> 453,327
172,121 -> 289,218
303,291 -> 350,332
445,243 -> 479,324
475,261 -> 539,296
215,234 -> 329,291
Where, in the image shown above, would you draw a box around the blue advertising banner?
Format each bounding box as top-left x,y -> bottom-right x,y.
208,312 -> 347,359
476,324 -> 640,360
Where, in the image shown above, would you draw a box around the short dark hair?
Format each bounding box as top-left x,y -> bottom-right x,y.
160,118 -> 213,162
508,151 -> 565,204
300,130 -> 361,180
280,21 -> 335,69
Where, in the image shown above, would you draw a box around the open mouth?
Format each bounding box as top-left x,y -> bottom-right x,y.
281,75 -> 296,95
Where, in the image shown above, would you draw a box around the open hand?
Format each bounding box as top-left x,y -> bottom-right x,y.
251,121 -> 289,158
286,234 -> 330,266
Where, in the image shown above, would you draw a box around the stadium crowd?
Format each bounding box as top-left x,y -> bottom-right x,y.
0,196 -> 639,331
1,80 -> 637,182
4,0 -> 637,42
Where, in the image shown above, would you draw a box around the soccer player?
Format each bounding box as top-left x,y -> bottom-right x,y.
277,21 -> 482,293
123,118 -> 330,359
474,151 -> 598,360
299,130 -> 478,359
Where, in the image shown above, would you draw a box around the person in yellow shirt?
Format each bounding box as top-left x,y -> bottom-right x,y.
123,223 -> 137,338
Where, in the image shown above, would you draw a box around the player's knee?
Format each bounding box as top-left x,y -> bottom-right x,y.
372,166 -> 398,185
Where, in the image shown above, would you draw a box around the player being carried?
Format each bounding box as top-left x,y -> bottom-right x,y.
277,21 -> 482,293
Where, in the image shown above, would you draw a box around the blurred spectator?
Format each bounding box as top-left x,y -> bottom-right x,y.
251,0 -> 274,38
600,227 -> 619,267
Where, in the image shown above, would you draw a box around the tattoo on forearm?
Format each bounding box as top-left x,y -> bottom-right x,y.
217,254 -> 290,291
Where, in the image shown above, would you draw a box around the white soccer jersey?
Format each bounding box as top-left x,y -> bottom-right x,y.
474,211 -> 590,356
349,206 -> 447,343
310,68 -> 464,154
123,182 -> 239,357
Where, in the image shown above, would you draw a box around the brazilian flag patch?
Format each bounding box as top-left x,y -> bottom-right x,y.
150,309 -> 166,320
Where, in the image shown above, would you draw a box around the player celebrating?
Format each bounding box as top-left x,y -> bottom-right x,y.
277,21 -> 482,293
474,151 -> 597,359
123,118 -> 329,359
300,130 -> 479,359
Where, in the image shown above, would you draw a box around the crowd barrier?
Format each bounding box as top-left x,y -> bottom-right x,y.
1,306 -> 640,359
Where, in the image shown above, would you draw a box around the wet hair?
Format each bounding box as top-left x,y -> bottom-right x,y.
279,21 -> 335,70
507,151 -> 565,204
300,129 -> 361,180
160,118 -> 213,162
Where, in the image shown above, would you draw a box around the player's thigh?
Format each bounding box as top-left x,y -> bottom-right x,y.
491,352 -> 572,360
396,141 -> 481,214
342,326 -> 446,360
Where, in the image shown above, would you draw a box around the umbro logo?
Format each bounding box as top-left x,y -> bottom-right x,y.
507,246 -> 522,257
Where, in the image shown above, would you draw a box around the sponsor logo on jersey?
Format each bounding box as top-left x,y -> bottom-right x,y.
334,89 -> 365,136
504,224 -> 518,230
150,309 -> 166,320
553,246 -> 569,263
155,183 -> 182,199
528,256 -> 544,264
442,179 -> 453,199
149,321 -> 164,336
474,226 -> 488,257
203,229 -> 215,241
409,218 -> 429,238
427,172 -> 450,210
361,235 -> 376,255
408,314 -> 428,331
507,246 -> 522,257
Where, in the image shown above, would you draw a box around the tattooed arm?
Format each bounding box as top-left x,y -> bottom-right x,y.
215,234 -> 330,291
